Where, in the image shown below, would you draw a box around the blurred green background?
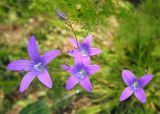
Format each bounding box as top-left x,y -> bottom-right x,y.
0,0 -> 160,114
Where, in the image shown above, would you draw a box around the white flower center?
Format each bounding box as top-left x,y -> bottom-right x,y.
77,69 -> 86,79
81,49 -> 87,56
131,81 -> 139,90
34,62 -> 44,71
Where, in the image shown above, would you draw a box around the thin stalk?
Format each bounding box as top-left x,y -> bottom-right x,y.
65,20 -> 80,50
55,10 -> 80,49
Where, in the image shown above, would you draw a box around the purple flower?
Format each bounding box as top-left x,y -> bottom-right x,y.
55,9 -> 67,21
64,57 -> 100,92
67,35 -> 102,62
7,36 -> 61,93
120,70 -> 153,103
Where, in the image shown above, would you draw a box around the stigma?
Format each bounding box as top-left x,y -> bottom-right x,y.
131,81 -> 139,90
77,69 -> 86,80
34,62 -> 44,71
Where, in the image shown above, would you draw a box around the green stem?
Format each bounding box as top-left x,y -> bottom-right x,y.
65,20 -> 80,50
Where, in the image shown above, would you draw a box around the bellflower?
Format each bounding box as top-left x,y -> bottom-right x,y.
67,35 -> 102,63
64,55 -> 100,92
7,36 -> 61,92
120,70 -> 153,103
55,9 -> 67,21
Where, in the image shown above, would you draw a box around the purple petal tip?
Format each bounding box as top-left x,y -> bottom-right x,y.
30,35 -> 36,40
7,64 -> 11,70
20,89 -> 25,93
119,87 -> 133,101
48,84 -> 52,88
66,85 -> 71,91
61,65 -> 70,71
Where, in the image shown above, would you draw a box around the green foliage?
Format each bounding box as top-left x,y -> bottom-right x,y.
56,0 -> 114,29
20,100 -> 50,114
115,0 -> 160,72
0,0 -> 116,30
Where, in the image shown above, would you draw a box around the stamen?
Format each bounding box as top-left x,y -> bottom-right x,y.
131,81 -> 139,90
34,62 -> 44,71
77,69 -> 86,79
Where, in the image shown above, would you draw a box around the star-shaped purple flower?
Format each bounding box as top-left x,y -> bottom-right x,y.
62,55 -> 100,92
7,36 -> 61,93
67,35 -> 102,63
120,70 -> 153,103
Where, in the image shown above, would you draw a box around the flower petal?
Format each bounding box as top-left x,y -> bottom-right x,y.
88,64 -> 100,75
120,86 -> 133,101
89,48 -> 102,56
7,60 -> 33,71
134,88 -> 146,103
67,50 -> 78,57
81,56 -> 90,65
122,70 -> 137,86
20,71 -> 36,93
74,54 -> 91,65
74,52 -> 90,64
27,36 -> 40,62
138,74 -> 153,87
80,76 -> 92,92
66,75 -> 79,90
69,38 -> 80,48
37,69 -> 52,88
68,66 -> 76,75
61,65 -> 75,75
83,35 -> 92,46
42,50 -> 61,65
55,9 -> 66,20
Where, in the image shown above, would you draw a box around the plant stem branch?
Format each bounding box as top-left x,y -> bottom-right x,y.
65,20 -> 80,50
